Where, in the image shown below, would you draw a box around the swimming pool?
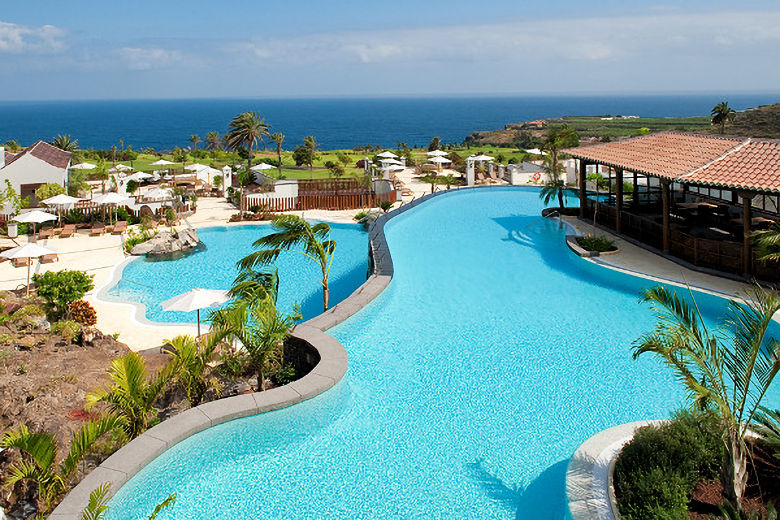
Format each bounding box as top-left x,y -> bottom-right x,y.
105,223 -> 369,323
104,188 -> 780,519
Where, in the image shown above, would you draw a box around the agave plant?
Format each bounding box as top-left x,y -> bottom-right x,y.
634,286 -> 780,509
238,214 -> 336,311
164,334 -> 222,407
80,483 -> 176,520
85,352 -> 175,438
0,416 -> 126,513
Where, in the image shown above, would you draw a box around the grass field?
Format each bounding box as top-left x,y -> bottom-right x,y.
560,115 -> 711,138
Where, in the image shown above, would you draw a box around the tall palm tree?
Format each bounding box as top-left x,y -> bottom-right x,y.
51,134 -> 78,152
85,352 -> 175,438
225,112 -> 270,172
712,102 -> 737,134
189,134 -> 201,150
205,131 -> 222,160
539,125 -> 578,209
303,136 -> 318,180
269,132 -> 285,178
0,416 -> 127,512
238,215 -> 336,311
633,285 -> 780,509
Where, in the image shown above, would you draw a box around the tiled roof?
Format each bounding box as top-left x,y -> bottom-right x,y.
564,132 -> 744,180
681,139 -> 780,193
1,140 -> 71,170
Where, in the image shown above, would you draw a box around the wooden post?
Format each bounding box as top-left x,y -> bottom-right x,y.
615,167 -> 624,234
632,171 -> 639,209
578,159 -> 587,218
741,192 -> 753,276
661,179 -> 671,253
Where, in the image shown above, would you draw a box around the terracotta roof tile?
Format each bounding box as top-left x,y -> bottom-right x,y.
1,140 -> 71,170
682,139 -> 780,193
564,132 -> 744,180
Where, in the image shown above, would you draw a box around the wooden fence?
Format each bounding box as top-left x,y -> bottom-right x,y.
243,190 -> 397,213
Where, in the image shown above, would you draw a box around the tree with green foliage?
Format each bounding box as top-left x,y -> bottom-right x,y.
269,132 -> 285,177
225,112 -> 269,172
164,334 -> 221,406
538,125 -> 579,209
303,136 -> 318,179
325,160 -> 344,178
428,136 -> 441,152
51,134 -> 78,152
712,101 -> 737,134
189,134 -> 201,150
0,416 -> 127,513
633,285 -> 780,509
238,215 -> 336,311
34,183 -> 66,202
86,352 -> 176,438
32,269 -> 94,319
80,483 -> 176,520
67,168 -> 89,197
125,179 -> 139,195
95,158 -> 109,194
205,131 -> 222,160
3,140 -> 20,152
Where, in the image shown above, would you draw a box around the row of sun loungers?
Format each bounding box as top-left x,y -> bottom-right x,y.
36,221 -> 127,239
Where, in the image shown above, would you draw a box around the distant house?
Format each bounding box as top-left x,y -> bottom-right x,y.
0,141 -> 72,207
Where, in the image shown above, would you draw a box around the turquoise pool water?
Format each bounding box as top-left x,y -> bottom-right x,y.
104,188 -> 780,519
106,223 -> 368,323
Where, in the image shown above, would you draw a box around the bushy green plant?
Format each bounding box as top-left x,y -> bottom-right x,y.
32,270 -> 95,319
576,234 -> 617,252
379,200 -> 393,213
69,299 -> 97,326
614,410 -> 724,519
353,211 -> 368,221
34,183 -> 66,202
51,320 -> 80,342
124,228 -> 157,253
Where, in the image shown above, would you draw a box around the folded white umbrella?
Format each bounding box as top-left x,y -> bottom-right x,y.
93,193 -> 129,205
429,156 -> 452,163
427,150 -> 449,157
151,159 -> 175,166
250,163 -> 275,171
70,162 -> 97,170
380,159 -> 403,165
377,151 -> 398,159
471,154 -> 495,161
127,171 -> 153,181
2,243 -> 57,296
145,188 -> 173,199
42,194 -> 82,206
161,288 -> 231,336
115,164 -> 132,171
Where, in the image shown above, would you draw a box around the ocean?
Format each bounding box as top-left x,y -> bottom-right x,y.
0,94 -> 777,151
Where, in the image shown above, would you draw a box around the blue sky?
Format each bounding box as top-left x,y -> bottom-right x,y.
3,0 -> 780,100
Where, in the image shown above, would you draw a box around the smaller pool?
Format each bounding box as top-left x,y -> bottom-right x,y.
105,223 -> 369,324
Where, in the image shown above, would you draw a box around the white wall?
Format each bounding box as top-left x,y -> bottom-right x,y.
0,153 -> 67,204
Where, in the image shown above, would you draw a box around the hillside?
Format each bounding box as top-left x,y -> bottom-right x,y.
463,102 -> 780,147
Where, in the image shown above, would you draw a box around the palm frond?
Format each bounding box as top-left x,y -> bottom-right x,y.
0,425 -> 57,471
61,415 -> 128,481
80,483 -> 111,520
147,493 -> 177,520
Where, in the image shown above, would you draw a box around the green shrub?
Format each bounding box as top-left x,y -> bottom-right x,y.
353,211 -> 368,221
32,270 -> 95,319
124,229 -> 157,253
576,234 -> 617,252
69,299 -> 97,326
51,320 -> 79,342
34,183 -> 66,201
379,200 -> 393,213
614,410 -> 724,520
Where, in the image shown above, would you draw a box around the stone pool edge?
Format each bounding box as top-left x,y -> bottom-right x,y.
49,210 -> 413,518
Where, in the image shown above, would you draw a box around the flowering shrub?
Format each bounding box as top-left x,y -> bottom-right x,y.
69,299 -> 97,326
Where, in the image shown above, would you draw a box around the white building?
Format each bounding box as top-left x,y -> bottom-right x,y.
0,141 -> 72,206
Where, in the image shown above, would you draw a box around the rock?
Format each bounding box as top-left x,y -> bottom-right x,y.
130,229 -> 201,256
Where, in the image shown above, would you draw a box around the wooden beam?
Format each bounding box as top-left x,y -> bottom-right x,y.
741,192 -> 753,276
661,179 -> 671,253
632,171 -> 639,209
578,159 -> 587,218
615,168 -> 624,233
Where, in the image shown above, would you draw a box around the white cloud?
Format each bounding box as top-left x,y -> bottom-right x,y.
0,21 -> 66,54
117,46 -> 185,70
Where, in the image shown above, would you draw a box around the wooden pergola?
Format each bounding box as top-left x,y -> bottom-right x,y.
565,133 -> 780,278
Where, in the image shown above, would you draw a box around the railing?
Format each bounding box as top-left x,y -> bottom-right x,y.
242,190 -> 397,213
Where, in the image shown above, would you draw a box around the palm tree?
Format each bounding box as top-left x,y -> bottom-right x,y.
539,125 -> 578,209
225,112 -> 270,172
51,134 -> 78,152
238,215 -> 336,311
205,131 -> 222,160
211,293 -> 296,391
95,158 -> 109,194
712,102 -> 737,134
303,136 -> 319,180
80,483 -> 176,520
189,134 -> 201,150
0,416 -> 127,512
633,285 -> 780,509
269,132 -> 285,178
164,334 -> 221,407
111,145 -> 117,165
752,223 -> 780,262
85,352 -> 175,438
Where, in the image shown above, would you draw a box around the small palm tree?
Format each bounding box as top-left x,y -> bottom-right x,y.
712,101 -> 737,134
238,215 -> 336,311
189,134 -> 201,150
225,112 -> 270,172
303,136 -> 319,180
633,285 -> 780,509
51,134 -> 78,152
752,224 -> 780,262
205,131 -> 222,160
165,334 -> 222,407
85,352 -> 175,438
1,416 -> 127,513
95,158 -> 109,194
269,132 -> 285,178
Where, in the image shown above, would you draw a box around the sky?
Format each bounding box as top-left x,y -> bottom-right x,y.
2,0 -> 780,101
